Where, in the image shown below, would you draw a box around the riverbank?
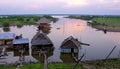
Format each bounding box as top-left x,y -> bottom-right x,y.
83,59 -> 120,69
67,15 -> 120,32
91,25 -> 120,32
0,59 -> 119,69
0,15 -> 58,27
0,63 -> 83,69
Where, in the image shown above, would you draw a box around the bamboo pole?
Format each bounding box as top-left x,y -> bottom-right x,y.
105,46 -> 117,60
73,54 -> 84,69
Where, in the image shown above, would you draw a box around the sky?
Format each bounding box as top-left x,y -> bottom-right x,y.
0,0 -> 120,15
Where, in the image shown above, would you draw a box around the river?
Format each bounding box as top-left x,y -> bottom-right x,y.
0,16 -> 120,64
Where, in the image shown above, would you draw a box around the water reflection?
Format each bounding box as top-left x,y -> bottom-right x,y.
3,27 -> 10,32
60,53 -> 78,63
32,49 -> 54,63
37,24 -> 51,34
0,17 -> 120,64
31,31 -> 54,63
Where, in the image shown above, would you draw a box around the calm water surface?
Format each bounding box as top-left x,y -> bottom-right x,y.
0,17 -> 120,64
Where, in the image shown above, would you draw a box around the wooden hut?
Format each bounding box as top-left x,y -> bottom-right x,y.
0,33 -> 15,46
13,38 -> 29,50
36,17 -> 51,26
31,31 -> 53,52
60,36 -> 89,53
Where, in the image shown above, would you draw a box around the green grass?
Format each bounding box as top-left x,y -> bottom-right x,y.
67,15 -> 120,27
48,64 -> 83,69
0,15 -> 58,27
0,66 -> 15,69
0,63 -> 83,69
93,17 -> 120,27
88,59 -> 120,68
67,15 -> 93,20
21,64 -> 43,69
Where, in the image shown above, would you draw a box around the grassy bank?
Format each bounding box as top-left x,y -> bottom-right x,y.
0,15 -> 58,27
92,17 -> 120,27
0,60 -> 119,69
67,15 -> 93,20
86,59 -> 120,68
0,66 -> 15,69
67,15 -> 120,32
0,63 -> 83,69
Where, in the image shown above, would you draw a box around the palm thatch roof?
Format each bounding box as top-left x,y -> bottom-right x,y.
31,32 -> 53,46
36,17 -> 51,25
60,36 -> 81,49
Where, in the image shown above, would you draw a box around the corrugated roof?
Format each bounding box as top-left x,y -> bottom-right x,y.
0,33 -> 15,39
13,38 -> 29,45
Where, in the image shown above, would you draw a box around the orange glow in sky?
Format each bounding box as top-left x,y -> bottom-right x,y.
64,20 -> 86,35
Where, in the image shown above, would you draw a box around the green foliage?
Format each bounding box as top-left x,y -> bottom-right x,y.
88,59 -> 120,68
92,17 -> 120,27
0,16 -> 58,27
68,15 -> 93,20
3,27 -> 10,32
21,64 -> 43,69
48,64 -> 83,69
43,15 -> 59,23
2,22 -> 10,27
0,66 -> 15,69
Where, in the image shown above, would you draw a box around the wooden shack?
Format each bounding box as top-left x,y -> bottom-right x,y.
36,17 -> 51,26
60,36 -> 89,53
0,33 -> 15,46
31,31 -> 53,52
13,38 -> 29,50
60,36 -> 80,53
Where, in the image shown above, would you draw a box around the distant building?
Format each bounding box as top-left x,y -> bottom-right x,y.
0,33 -> 15,46
36,17 -> 51,26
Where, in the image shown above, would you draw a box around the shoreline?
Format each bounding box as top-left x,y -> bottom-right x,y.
91,25 -> 120,32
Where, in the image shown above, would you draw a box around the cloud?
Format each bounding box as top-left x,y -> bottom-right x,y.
64,0 -> 88,8
0,0 -> 120,15
51,0 -> 88,8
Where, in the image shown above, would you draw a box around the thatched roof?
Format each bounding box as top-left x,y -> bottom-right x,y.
31,32 -> 53,46
60,36 -> 81,49
36,17 -> 51,24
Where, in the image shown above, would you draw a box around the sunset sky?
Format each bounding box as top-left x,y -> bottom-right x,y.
0,0 -> 120,15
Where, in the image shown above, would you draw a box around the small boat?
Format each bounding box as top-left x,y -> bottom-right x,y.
31,31 -> 53,52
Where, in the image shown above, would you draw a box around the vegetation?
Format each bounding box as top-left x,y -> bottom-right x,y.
48,63 -> 83,69
87,59 -> 120,68
21,64 -> 43,69
67,15 -> 120,31
0,63 -> 83,69
67,15 -> 93,20
92,17 -> 120,27
0,15 -> 58,27
0,66 -> 15,69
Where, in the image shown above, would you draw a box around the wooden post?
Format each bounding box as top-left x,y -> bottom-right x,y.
118,50 -> 120,59
105,46 -> 117,60
73,54 -> 84,69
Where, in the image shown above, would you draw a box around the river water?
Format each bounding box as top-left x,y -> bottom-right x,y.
0,16 -> 120,64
